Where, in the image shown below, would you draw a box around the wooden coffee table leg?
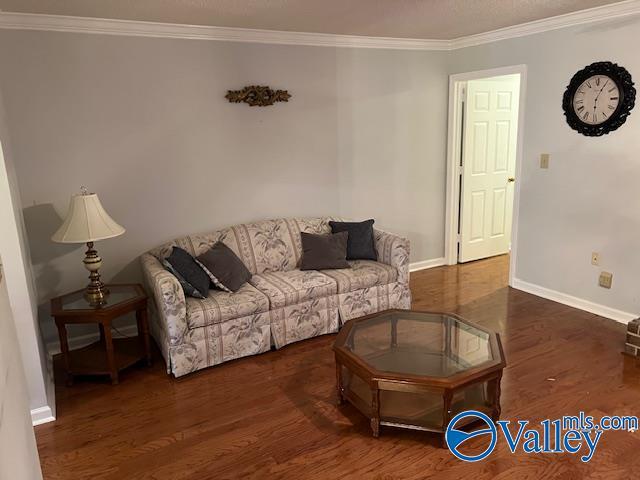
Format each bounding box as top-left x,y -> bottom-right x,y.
489,373 -> 503,421
335,361 -> 344,405
371,386 -> 380,438
102,322 -> 119,385
390,318 -> 398,348
442,390 -> 453,448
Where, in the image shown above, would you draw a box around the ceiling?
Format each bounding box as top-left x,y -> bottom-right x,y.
0,0 -> 627,40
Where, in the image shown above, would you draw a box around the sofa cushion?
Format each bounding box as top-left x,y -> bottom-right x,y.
196,242 -> 252,292
250,269 -> 337,309
329,219 -> 377,260
185,282 -> 270,329
149,217 -> 337,275
321,260 -> 398,294
284,217 -> 334,266
163,247 -> 210,299
300,232 -> 350,271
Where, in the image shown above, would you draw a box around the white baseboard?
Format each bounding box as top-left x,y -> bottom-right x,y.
409,257 -> 447,273
511,278 -> 637,324
31,405 -> 55,426
46,323 -> 139,356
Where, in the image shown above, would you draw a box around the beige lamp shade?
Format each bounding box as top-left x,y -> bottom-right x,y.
52,193 -> 125,243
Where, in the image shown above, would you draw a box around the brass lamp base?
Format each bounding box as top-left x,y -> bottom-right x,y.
83,242 -> 109,306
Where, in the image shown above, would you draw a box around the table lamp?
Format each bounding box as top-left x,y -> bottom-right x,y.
52,187 -> 125,305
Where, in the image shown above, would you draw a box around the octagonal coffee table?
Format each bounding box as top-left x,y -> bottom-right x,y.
333,309 -> 506,444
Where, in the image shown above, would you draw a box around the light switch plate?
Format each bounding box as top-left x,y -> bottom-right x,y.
599,271 -> 613,289
540,153 -> 550,169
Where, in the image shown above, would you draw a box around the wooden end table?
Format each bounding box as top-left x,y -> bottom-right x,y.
51,284 -> 151,385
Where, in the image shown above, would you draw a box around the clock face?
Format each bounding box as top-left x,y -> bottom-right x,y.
572,75 -> 620,125
562,62 -> 636,136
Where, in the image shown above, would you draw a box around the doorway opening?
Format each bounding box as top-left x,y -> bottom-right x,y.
444,65 -> 526,286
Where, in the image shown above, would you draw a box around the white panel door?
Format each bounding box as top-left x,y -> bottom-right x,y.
459,76 -> 520,263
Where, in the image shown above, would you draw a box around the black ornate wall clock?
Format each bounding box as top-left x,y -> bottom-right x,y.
562,61 -> 635,136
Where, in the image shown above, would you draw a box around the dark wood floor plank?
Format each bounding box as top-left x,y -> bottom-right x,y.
35,255 -> 640,479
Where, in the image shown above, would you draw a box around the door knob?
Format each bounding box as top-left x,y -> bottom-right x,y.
508,177 -> 516,183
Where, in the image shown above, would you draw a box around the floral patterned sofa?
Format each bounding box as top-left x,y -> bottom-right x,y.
140,217 -> 410,377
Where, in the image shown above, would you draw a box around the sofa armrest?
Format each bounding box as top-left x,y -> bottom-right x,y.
140,253 -> 188,347
374,229 -> 410,285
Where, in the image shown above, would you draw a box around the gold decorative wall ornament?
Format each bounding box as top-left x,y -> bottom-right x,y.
225,85 -> 291,106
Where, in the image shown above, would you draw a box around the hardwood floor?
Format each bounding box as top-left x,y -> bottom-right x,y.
36,255 -> 640,479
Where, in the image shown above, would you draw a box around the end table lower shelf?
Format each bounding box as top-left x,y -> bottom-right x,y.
66,337 -> 151,382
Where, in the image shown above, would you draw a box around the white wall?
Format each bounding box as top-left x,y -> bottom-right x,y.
450,16 -> 640,318
0,89 -> 54,422
0,30 -> 449,346
2,12 -> 638,358
336,49 -> 448,257
0,263 -> 44,480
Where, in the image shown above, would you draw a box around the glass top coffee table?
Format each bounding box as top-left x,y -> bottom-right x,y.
333,309 -> 506,444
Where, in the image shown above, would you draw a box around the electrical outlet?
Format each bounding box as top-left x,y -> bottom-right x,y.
599,271 -> 613,289
540,153 -> 550,169
591,252 -> 600,266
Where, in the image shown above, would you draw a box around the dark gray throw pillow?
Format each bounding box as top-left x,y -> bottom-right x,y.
329,219 -> 377,261
163,247 -> 210,299
300,232 -> 350,271
196,242 -> 252,293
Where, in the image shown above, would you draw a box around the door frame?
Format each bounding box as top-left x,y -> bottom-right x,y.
444,64 -> 527,287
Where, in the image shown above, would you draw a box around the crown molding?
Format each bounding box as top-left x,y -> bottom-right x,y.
0,1 -> 639,51
0,12 -> 450,50
450,0 -> 640,49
